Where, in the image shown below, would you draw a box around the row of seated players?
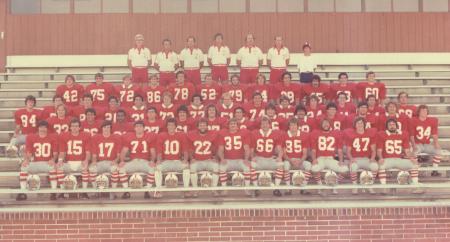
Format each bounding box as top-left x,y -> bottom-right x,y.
13,94 -> 439,200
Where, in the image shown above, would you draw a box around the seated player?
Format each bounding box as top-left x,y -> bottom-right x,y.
72,94 -> 105,122
115,75 -> 142,108
378,101 -> 409,133
345,117 -> 378,195
305,95 -> 325,119
197,74 -> 222,105
41,95 -> 64,120
85,73 -> 115,108
112,109 -> 133,135
377,119 -> 422,194
294,105 -> 316,133
397,92 -> 416,118
274,72 -> 302,105
156,92 -> 177,120
46,104 -> 71,134
56,75 -> 84,107
143,74 -> 165,106
90,121 -> 122,193
246,74 -> 272,102
217,118 -> 252,196
281,118 -> 311,195
17,121 -> 59,201
205,104 -> 227,131
155,118 -> 191,198
80,108 -> 102,136
250,116 -> 284,197
316,102 -> 347,131
336,92 -> 356,116
330,72 -> 356,103
357,71 -> 386,105
175,105 -> 195,133
127,94 -> 146,122
234,107 -> 255,130
168,71 -> 195,106
366,94 -> 384,116
216,92 -> 237,119
311,119 -> 348,194
187,118 -> 220,197
188,94 -> 205,119
243,92 -> 266,121
410,105 -> 441,176
8,95 -> 42,157
58,119 -> 91,199
347,102 -> 378,130
276,95 -> 295,119
104,96 -> 121,123
144,107 -> 165,134
119,121 -> 157,199
302,75 -> 330,104
222,74 -> 247,104
262,103 -> 287,131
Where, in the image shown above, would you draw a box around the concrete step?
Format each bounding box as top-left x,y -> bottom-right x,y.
387,86 -> 450,95
0,157 -> 20,172
0,89 -> 55,98
0,98 -> 52,108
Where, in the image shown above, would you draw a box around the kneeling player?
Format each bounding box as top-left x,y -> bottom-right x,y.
187,118 -> 220,197
17,121 -> 59,201
120,121 -> 157,199
345,117 -> 378,194
377,118 -> 422,194
217,118 -> 252,195
251,116 -> 284,196
281,118 -> 312,195
311,119 -> 348,194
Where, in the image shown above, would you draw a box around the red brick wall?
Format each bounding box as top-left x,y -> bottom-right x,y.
1,207 -> 450,242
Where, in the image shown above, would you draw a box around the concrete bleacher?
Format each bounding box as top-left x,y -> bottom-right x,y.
1,53 -> 450,196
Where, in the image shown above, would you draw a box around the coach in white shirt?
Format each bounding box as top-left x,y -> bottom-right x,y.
154,39 -> 179,86
267,36 -> 290,84
128,34 -> 151,87
236,34 -> 263,84
298,42 -> 317,83
207,33 -> 231,83
179,36 -> 204,86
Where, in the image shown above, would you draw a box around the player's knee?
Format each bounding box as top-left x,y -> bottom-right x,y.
350,163 -> 358,173
369,163 -> 379,172
311,165 -> 320,173
283,161 -> 291,171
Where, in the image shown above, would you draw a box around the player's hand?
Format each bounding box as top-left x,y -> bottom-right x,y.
48,160 -> 55,167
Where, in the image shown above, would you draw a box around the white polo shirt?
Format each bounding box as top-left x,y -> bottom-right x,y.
207,45 -> 231,65
236,46 -> 263,68
128,47 -> 151,68
298,55 -> 317,73
267,46 -> 290,68
179,48 -> 204,69
154,51 -> 179,72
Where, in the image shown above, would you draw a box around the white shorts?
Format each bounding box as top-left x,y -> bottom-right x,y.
21,161 -> 54,174
157,160 -> 189,173
190,160 -> 219,173
380,158 -> 417,171
252,157 -> 282,171
90,160 -> 118,174
121,159 -> 154,174
220,159 -> 250,173
350,158 -> 379,172
284,158 -> 312,171
311,157 -> 349,173
62,161 -> 83,174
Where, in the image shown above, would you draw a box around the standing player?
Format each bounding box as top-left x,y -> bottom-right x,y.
410,105 -> 441,176
330,72 -> 356,102
234,107 -> 255,130
298,42 -> 316,83
357,71 -> 386,105
347,102 -> 379,130
144,107 -> 165,134
247,74 -> 272,102
80,108 -> 102,136
305,95 -> 325,119
294,105 -> 316,133
104,96 -> 121,123
71,94 -> 105,122
127,95 -> 146,122
17,121 -> 59,201
168,71 -> 196,106
41,95 -> 64,120
112,109 -> 133,135
366,94 -> 384,116
56,75 -> 84,107
316,103 -> 347,131
175,105 -> 195,133
188,119 -> 220,197
197,74 -> 222,105
143,74 -> 165,106
267,36 -> 290,84
188,94 -> 205,119
243,92 -> 266,121
154,39 -> 179,86
46,104 -> 71,134
222,74 -> 247,104
236,34 -> 263,84
157,92 -> 177,120
119,121 -> 157,199
310,119 -> 348,194
274,72 -> 302,104
336,92 -> 356,116
397,92 -> 417,118
345,117 -> 378,194
115,75 -> 142,108
377,102 -> 409,133
302,75 -> 330,104
85,73 -> 115,108
277,95 -> 295,119
127,34 -> 151,87
377,119 -> 422,193
207,33 -> 231,83
205,105 -> 227,131
179,36 -> 204,85
216,92 -> 237,119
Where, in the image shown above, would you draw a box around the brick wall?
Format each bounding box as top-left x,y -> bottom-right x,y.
1,207 -> 450,242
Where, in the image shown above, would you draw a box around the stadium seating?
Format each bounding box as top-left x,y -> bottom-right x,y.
1,53 -> 450,195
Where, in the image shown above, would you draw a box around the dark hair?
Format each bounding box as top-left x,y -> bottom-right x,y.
338,72 -> 348,79
326,102 -> 337,110
25,95 -> 36,105
85,108 -> 96,116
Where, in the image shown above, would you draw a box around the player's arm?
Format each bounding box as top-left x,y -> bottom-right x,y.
311,148 -> 317,164
369,143 -> 377,162
346,145 -> 354,163
258,49 -> 263,66
199,52 -> 204,69
432,134 -> 441,150
14,124 -> 21,137
301,147 -> 308,162
127,59 -> 132,70
147,51 -> 152,68
275,144 -> 283,162
154,56 -> 160,71
244,144 -> 251,162
409,135 -> 417,151
337,148 -> 344,164
119,146 -> 129,165
150,147 -> 156,163
376,148 -> 384,163
236,49 -> 242,67
217,145 -> 225,163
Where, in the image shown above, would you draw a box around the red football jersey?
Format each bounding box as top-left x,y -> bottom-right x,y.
127,106 -> 146,122
306,104 -> 325,119
122,132 -> 157,160
316,114 -> 348,131
344,128 -> 377,158
15,108 -> 42,135
356,82 -> 386,101
276,105 -> 295,119
197,83 -> 222,105
251,129 -> 280,158
377,130 -> 410,159
302,83 -> 330,104
104,107 -> 122,123
337,102 -> 356,116
188,104 -> 205,119
85,82 -> 115,108
246,84 -> 273,102
41,106 -> 57,120
254,116 -> 287,131
347,114 -> 379,130
330,83 -> 357,102
409,117 -> 438,145
176,118 -> 196,133
398,104 -> 417,119
222,84 -> 247,103
367,105 -> 384,117
112,122 -> 134,136
91,133 -> 122,161
377,113 -> 409,133
144,119 -> 165,134
80,120 -> 102,136
310,130 -> 343,157
56,84 -> 84,107
238,118 -> 256,131
216,103 -> 237,119
168,82 -> 196,105
188,131 -> 218,161
156,103 -> 177,120
26,133 -> 58,162
115,84 -> 142,108
297,116 -> 316,133
274,83 -> 302,104
46,116 -> 71,134
281,130 -> 310,158
59,131 -> 91,161
143,85 -> 165,105
71,106 -> 106,122
218,129 -> 251,160
207,117 -> 227,131
243,102 -> 267,120
157,132 -> 188,160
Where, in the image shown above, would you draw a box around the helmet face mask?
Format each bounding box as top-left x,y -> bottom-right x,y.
200,172 -> 213,187
165,173 -> 178,188
292,171 -> 306,186
27,175 -> 41,191
129,174 -> 143,189
397,171 -> 411,185
63,175 -> 78,190
359,171 -> 374,185
324,171 -> 338,186
95,174 -> 109,189
231,172 -> 244,187
258,171 -> 272,186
